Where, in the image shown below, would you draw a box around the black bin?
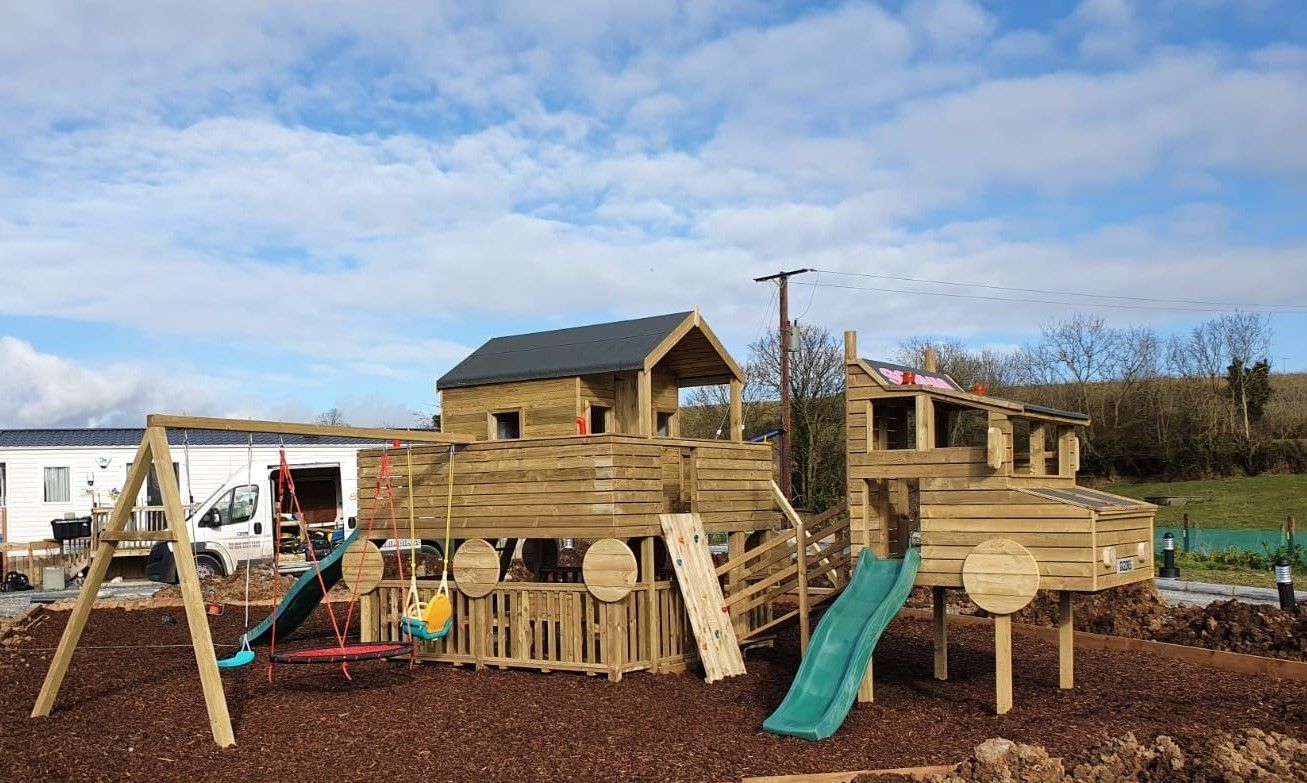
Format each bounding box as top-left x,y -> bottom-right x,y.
50,517 -> 92,541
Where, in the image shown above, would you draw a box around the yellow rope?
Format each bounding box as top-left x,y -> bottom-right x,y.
439,445 -> 454,596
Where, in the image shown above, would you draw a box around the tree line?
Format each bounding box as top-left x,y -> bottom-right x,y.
682,312 -> 1306,511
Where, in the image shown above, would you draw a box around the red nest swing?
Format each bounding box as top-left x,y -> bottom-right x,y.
264,446 -> 416,679
270,642 -> 411,665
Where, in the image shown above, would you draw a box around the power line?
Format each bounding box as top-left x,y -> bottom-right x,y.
793,279 -> 1298,314
809,268 -> 1307,312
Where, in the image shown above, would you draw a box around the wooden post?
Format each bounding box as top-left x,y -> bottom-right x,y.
147,426 -> 236,746
727,531 -> 745,635
796,519 -> 809,658
995,613 -> 1013,715
914,394 -> 931,450
1059,591 -> 1074,689
642,536 -> 657,670
858,657 -> 874,703
933,586 -> 948,681
637,370 -> 653,437
923,346 -> 937,373
1030,423 -> 1047,476
729,378 -> 743,442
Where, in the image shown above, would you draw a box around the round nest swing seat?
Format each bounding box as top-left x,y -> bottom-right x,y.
269,642 -> 412,665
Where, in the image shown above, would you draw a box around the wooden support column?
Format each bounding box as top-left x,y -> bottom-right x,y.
914,394 -> 932,450
995,614 -> 1013,715
637,370 -> 653,437
727,531 -> 746,635
796,520 -> 809,658
1058,427 -> 1079,477
1030,423 -> 1047,476
147,426 -> 236,745
858,658 -> 874,703
1059,591 -> 1074,689
729,378 -> 743,442
642,536 -> 658,671
933,586 -> 948,681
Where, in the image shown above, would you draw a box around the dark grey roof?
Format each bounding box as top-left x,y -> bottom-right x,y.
437,311 -> 694,390
1022,403 -> 1091,422
0,429 -> 390,448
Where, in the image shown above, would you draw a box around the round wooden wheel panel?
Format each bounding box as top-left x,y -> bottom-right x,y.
453,539 -> 500,598
340,540 -> 384,595
962,538 -> 1040,615
582,538 -> 637,603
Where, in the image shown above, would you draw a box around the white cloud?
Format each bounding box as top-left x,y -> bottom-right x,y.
905,0 -> 997,51
1073,0 -> 1140,60
0,336 -> 225,427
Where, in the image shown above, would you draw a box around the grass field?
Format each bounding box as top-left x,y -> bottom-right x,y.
1107,474 -> 1305,530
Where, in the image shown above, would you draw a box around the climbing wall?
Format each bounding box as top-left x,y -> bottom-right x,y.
659,513 -> 746,682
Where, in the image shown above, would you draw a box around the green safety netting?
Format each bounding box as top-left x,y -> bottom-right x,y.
1155,526 -> 1300,562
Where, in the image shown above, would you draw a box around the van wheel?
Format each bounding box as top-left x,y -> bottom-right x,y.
194,554 -> 224,580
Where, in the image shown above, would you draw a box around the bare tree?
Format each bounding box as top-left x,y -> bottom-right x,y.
748,324 -> 846,510
315,408 -> 347,427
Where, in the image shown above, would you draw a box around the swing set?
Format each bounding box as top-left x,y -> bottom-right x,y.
30,415 -> 474,748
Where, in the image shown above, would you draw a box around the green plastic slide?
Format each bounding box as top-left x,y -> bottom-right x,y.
763,547 -> 921,741
240,530 -> 360,647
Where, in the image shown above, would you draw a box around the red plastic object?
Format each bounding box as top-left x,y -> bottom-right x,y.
269,643 -> 412,665
902,372 -> 916,385
971,383 -> 987,396
576,416 -> 588,435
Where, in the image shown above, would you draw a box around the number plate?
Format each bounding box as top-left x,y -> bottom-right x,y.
1116,557 -> 1135,574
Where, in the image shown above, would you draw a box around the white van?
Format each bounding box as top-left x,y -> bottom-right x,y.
147,461 -> 356,581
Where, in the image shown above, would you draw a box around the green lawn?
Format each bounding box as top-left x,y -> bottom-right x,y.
1107,474 -> 1306,530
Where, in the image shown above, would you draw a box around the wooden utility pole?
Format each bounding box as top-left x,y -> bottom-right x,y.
754,268 -> 810,502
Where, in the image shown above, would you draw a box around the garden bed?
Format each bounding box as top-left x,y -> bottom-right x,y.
1,603 -> 1304,783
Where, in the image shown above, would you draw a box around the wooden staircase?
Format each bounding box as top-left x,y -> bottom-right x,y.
718,488 -> 853,654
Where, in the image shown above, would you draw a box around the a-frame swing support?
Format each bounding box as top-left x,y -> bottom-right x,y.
30,415 -> 474,748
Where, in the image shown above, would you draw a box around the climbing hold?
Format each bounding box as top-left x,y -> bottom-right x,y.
676,558 -> 683,567
721,605 -> 729,614
714,629 -> 721,639
693,534 -> 700,543
701,642 -> 708,651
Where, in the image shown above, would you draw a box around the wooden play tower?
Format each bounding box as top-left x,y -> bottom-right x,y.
843,331 -> 1157,711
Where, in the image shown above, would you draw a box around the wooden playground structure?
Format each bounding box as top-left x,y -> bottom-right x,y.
29,311 -> 1156,749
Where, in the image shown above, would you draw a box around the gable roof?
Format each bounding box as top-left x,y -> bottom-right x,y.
439,311 -> 720,390
0,429 -> 389,448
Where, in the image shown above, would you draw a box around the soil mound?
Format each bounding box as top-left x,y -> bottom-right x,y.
927,730 -> 1307,783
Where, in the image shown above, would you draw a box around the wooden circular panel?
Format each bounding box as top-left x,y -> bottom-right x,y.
453,539 -> 500,598
962,538 -> 1040,615
340,540 -> 384,595
582,538 -> 637,603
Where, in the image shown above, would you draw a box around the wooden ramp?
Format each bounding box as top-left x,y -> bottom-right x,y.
660,513 -> 746,682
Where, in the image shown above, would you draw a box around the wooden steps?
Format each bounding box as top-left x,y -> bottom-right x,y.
659,513 -> 746,682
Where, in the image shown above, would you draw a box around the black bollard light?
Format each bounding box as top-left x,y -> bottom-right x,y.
1276,556 -> 1297,611
1159,532 -> 1180,578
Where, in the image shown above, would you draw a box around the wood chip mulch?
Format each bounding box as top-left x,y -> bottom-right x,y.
1,605 -> 1304,783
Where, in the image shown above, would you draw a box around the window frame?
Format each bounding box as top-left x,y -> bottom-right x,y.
43,466 -> 72,503
488,408 -> 524,440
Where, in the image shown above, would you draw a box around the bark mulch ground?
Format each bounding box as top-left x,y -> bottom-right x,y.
906,582 -> 1307,662
2,604 -> 1305,783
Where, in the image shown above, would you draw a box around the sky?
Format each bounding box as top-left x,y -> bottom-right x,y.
1,0 -> 1305,428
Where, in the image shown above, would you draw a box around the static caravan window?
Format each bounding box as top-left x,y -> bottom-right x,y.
0,463 -> 6,506
43,467 -> 71,503
492,410 -> 522,440
127,462 -> 181,506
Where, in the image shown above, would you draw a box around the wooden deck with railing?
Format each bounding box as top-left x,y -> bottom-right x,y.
360,502 -> 853,679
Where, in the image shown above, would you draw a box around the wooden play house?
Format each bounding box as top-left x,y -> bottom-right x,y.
356,310 -> 816,682
843,330 -> 1157,710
